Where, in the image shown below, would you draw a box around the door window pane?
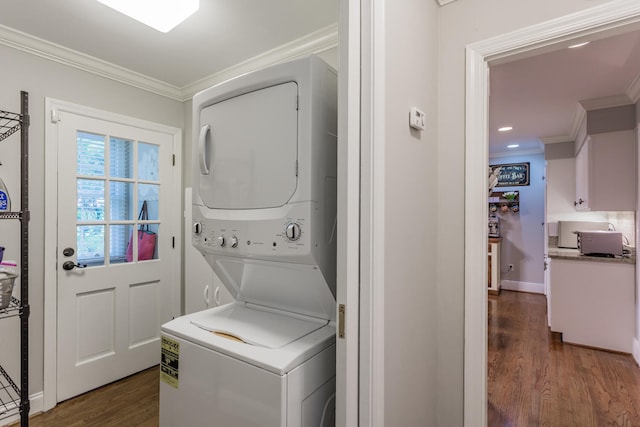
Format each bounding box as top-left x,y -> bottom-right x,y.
127,224 -> 159,262
77,225 -> 105,266
138,184 -> 159,221
110,137 -> 134,179
77,132 -> 105,176
110,181 -> 133,221
138,142 -> 159,181
110,224 -> 132,264
77,179 -> 105,221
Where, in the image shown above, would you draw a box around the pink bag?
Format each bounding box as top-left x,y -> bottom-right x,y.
126,201 -> 157,262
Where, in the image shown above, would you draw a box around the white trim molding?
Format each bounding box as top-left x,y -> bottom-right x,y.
436,0 -> 458,6
181,24 -> 338,99
627,71 -> 640,103
0,392 -> 44,427
0,23 -> 338,102
465,1 -> 640,426
0,24 -> 183,101
500,280 -> 545,294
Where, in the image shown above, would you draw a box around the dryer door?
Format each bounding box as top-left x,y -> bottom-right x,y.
197,82 -> 298,209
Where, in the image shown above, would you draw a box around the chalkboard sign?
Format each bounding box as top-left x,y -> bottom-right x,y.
491,162 -> 530,187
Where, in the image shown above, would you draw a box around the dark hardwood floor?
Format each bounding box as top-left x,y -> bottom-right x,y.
10,367 -> 159,427
488,290 -> 640,427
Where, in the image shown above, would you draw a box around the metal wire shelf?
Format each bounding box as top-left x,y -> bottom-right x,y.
0,297 -> 20,320
0,110 -> 22,143
0,364 -> 20,421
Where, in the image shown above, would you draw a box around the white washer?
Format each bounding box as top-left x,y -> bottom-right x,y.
159,303 -> 336,426
160,56 -> 338,427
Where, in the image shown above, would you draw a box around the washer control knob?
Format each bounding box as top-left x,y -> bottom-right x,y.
285,223 -> 301,241
229,236 -> 238,248
193,222 -> 202,235
217,236 -> 226,247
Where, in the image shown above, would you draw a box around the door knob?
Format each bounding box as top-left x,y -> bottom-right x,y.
63,261 -> 87,271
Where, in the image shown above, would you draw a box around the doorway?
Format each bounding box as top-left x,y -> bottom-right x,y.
465,3 -> 640,424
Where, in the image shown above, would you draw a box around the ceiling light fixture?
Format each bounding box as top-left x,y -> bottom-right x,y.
97,0 -> 199,33
498,126 -> 513,132
507,144 -> 519,148
568,41 -> 590,49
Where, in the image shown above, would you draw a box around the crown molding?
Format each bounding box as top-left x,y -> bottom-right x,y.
0,24 -> 184,100
180,23 -> 338,100
0,22 -> 338,103
436,0 -> 458,6
547,92 -> 635,146
627,71 -> 640,103
579,93 -> 632,110
540,135 -> 573,145
489,147 -> 544,159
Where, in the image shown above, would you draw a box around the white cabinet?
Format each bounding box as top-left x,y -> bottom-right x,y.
574,130 -> 637,211
548,257 -> 634,353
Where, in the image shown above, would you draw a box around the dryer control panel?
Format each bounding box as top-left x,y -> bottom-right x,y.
191,201 -> 324,265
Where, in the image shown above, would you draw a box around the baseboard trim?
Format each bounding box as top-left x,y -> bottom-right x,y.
500,280 -> 545,294
0,391 -> 44,426
633,338 -> 640,366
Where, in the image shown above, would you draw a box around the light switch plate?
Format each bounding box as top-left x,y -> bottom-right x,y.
409,107 -> 425,130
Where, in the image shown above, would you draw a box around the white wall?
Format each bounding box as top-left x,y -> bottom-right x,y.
490,154 -> 545,288
0,44 -> 183,402
437,0 -> 615,424
377,0 -> 439,424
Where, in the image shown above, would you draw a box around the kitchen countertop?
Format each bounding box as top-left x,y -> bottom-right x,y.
547,245 -> 635,264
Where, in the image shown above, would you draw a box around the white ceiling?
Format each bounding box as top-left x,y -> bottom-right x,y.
489,29 -> 640,156
0,0 -> 337,89
1,1 -> 639,156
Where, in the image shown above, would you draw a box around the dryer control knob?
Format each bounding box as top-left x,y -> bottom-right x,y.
217,236 -> 226,247
229,236 -> 238,248
193,222 -> 202,235
285,223 -> 301,241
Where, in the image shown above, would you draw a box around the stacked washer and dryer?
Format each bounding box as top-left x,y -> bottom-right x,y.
159,56 -> 338,427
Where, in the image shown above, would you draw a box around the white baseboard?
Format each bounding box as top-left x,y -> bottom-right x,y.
0,391 -> 44,426
633,338 -> 640,366
500,280 -> 545,294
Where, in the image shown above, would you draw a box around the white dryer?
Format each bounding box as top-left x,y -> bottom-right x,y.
159,55 -> 338,427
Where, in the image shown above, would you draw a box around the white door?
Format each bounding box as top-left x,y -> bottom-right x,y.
55,111 -> 178,401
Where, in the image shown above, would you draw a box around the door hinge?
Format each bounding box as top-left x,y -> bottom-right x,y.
172,154 -> 176,166
172,236 -> 175,248
338,304 -> 346,339
295,160 -> 299,177
296,95 -> 299,111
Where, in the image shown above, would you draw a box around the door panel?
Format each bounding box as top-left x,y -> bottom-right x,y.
198,82 -> 299,210
56,111 -> 176,401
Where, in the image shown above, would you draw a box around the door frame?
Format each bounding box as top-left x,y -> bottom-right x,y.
465,1 -> 640,424
43,98 -> 182,411
336,0 -> 363,425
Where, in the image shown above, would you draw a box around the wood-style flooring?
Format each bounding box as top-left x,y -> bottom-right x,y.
488,290 -> 640,427
8,291 -> 640,426
9,367 -> 159,427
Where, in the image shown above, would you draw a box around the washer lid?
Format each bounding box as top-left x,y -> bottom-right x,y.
189,302 -> 327,349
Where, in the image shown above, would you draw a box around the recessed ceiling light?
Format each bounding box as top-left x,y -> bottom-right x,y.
498,126 -> 513,132
507,144 -> 519,149
568,41 -> 590,49
97,0 -> 199,33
